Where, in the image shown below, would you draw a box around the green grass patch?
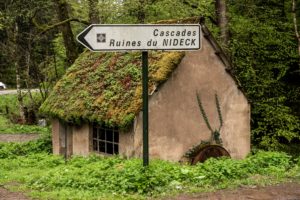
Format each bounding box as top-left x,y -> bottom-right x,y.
0,151 -> 299,199
0,131 -> 52,158
0,93 -> 43,115
0,91 -> 42,116
0,94 -> 19,115
0,92 -> 49,134
0,115 -> 49,134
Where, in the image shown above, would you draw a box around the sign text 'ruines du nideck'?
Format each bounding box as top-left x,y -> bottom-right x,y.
77,24 -> 201,51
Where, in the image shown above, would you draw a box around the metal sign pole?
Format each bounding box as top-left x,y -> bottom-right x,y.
142,51 -> 149,166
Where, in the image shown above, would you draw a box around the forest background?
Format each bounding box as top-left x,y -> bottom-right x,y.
0,0 -> 300,153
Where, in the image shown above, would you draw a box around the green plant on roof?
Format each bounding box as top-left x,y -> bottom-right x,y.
40,51 -> 184,129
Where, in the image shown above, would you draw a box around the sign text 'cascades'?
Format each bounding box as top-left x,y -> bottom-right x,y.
77,24 -> 201,51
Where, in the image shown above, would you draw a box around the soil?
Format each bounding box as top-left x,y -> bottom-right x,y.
0,187 -> 30,200
1,182 -> 300,200
167,182 -> 300,200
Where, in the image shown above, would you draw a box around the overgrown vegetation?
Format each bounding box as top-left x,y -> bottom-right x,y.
0,93 -> 49,133
0,151 -> 299,199
0,115 -> 49,134
40,51 -> 184,128
0,132 -> 52,159
228,1 -> 300,150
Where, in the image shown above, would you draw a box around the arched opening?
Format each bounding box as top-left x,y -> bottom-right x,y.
191,145 -> 230,164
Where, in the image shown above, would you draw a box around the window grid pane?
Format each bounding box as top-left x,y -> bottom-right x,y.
92,125 -> 119,155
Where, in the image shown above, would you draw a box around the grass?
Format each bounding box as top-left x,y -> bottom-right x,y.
0,92 -> 44,116
0,151 -> 299,200
0,115 -> 49,134
0,92 -> 49,134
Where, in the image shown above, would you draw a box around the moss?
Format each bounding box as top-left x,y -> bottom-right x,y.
40,42 -> 185,129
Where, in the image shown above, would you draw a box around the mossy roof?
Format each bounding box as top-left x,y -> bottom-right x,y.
40,50 -> 184,128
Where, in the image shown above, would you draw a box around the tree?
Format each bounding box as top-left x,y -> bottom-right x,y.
0,0 -> 66,123
229,0 -> 300,150
88,0 -> 100,24
215,0 -> 229,46
53,0 -> 78,67
292,0 -> 300,58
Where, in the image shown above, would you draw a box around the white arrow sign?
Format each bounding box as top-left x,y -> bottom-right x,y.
77,24 -> 201,51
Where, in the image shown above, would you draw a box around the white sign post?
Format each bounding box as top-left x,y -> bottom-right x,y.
77,24 -> 201,166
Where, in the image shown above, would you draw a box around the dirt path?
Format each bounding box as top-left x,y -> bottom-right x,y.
1,182 -> 300,200
0,187 -> 30,200
168,182 -> 300,200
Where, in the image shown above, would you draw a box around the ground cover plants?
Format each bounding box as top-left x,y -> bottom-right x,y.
0,115 -> 49,134
0,151 -> 299,200
0,129 -> 52,159
0,93 -> 49,134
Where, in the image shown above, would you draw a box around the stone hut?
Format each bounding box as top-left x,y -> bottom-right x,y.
40,18 -> 250,163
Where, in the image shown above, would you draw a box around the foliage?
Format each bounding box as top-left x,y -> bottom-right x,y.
228,0 -> 300,150
0,115 -> 49,134
0,131 -> 52,159
120,0 -> 214,23
0,0 -> 58,87
0,93 -> 45,124
40,51 -> 184,128
0,151 -> 298,199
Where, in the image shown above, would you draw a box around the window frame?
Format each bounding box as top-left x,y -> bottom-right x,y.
92,125 -> 119,155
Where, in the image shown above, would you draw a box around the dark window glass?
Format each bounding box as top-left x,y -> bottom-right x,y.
93,140 -> 98,151
106,142 -> 113,154
106,130 -> 113,142
99,129 -> 105,140
92,125 -> 119,155
93,128 -> 97,138
114,144 -> 119,154
99,141 -> 106,152
114,131 -> 119,143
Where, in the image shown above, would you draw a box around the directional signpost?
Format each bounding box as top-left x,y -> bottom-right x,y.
77,24 -> 201,166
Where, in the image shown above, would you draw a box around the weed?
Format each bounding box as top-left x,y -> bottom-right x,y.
0,151 -> 299,199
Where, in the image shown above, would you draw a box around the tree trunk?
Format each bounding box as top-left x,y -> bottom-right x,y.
292,0 -> 300,58
14,22 -> 25,124
25,33 -> 35,108
215,0 -> 229,46
88,0 -> 100,24
53,0 -> 78,67
137,0 -> 146,23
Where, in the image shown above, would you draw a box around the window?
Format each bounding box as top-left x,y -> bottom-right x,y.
93,125 -> 119,155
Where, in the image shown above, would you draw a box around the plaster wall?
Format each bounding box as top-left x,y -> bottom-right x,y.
119,129 -> 135,158
51,119 -> 73,156
52,119 -> 60,155
131,37 -> 250,161
72,124 -> 91,155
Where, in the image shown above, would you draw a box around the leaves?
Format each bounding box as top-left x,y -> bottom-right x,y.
0,151 -> 298,198
229,0 -> 300,150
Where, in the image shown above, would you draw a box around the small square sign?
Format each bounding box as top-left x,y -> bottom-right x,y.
97,33 -> 106,43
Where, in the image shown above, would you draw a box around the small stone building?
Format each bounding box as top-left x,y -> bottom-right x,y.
40,18 -> 250,162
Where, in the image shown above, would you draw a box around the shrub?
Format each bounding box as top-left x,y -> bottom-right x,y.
0,132 -> 52,159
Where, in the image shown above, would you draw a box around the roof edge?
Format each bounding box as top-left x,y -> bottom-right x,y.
199,17 -> 248,100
